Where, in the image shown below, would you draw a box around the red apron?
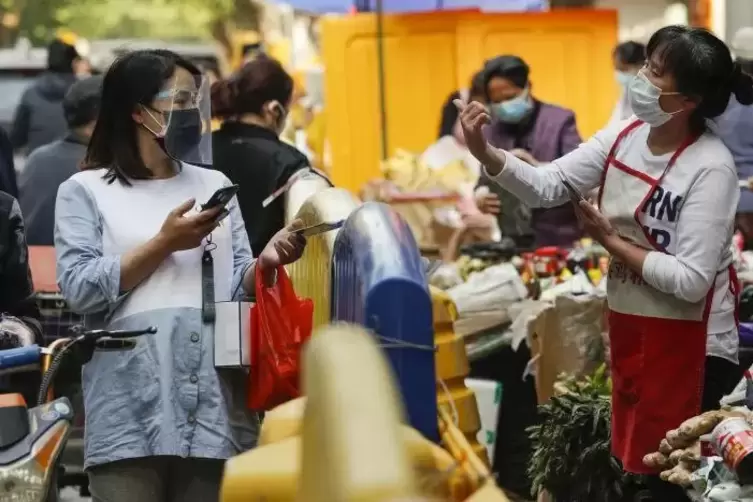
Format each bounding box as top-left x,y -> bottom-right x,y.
597,120 -> 740,474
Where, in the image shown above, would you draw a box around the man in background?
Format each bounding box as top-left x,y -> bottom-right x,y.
10,36 -> 89,154
19,75 -> 102,246
473,55 -> 583,249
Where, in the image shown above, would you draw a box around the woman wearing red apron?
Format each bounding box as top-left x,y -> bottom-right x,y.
456,26 -> 753,500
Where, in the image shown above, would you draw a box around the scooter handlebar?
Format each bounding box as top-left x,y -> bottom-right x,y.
74,326 -> 158,340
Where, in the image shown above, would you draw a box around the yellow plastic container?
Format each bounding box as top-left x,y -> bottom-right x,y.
321,9 -> 618,193
431,286 -> 487,465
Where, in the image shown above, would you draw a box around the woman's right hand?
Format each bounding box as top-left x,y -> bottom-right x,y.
158,198 -> 222,252
453,99 -> 492,164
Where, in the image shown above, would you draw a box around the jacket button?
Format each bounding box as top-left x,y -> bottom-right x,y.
187,414 -> 196,424
190,374 -> 198,384
190,332 -> 200,343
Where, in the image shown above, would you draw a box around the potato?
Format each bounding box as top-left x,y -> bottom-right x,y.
643,452 -> 670,470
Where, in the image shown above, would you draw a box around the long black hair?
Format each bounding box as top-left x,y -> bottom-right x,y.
646,25 -> 753,132
83,49 -> 201,185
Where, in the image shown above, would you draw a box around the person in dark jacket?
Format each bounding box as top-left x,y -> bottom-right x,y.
0,190 -> 43,405
19,75 -> 102,246
474,55 -> 583,249
211,56 -> 316,256
10,37 -> 84,154
0,127 -> 17,198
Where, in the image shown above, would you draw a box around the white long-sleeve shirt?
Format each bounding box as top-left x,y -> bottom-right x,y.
485,120 -> 740,361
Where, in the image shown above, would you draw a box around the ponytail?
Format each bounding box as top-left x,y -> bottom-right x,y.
732,61 -> 753,105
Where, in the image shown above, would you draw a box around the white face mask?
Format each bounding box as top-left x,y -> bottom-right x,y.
628,71 -> 683,127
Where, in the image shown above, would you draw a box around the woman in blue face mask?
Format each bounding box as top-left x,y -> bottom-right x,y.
473,54 -> 584,249
608,41 -> 647,128
458,25 -> 753,501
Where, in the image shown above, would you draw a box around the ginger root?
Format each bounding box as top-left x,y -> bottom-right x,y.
643,452 -> 670,470
660,463 -> 693,487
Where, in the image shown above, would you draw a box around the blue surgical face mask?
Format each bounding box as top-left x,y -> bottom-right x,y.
615,70 -> 635,87
491,89 -> 533,124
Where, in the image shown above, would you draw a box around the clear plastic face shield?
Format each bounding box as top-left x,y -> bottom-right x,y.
145,72 -> 213,167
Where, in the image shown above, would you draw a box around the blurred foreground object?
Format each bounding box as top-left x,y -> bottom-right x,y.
221,323 -> 508,501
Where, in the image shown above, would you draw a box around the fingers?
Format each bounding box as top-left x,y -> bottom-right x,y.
485,201 -> 501,215
192,206 -> 224,223
285,218 -> 305,232
171,198 -> 196,217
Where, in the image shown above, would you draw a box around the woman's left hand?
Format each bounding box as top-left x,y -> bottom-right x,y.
573,199 -> 616,245
258,219 -> 307,269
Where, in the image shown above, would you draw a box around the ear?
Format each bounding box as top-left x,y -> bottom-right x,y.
131,106 -> 147,125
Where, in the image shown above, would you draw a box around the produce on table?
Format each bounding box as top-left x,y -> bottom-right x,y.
527,365 -> 623,502
643,409 -> 751,487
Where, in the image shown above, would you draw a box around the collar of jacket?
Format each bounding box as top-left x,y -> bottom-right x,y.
219,121 -> 279,142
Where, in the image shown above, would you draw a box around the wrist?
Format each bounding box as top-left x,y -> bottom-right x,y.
601,232 -> 623,254
482,145 -> 505,176
150,233 -> 174,258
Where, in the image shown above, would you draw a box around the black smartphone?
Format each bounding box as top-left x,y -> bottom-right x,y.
201,185 -> 240,211
561,177 -> 585,202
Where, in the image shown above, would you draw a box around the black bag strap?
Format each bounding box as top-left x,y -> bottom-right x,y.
202,236 -> 216,324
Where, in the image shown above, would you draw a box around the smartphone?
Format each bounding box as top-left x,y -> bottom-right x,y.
201,185 -> 240,211
561,177 -> 585,202
294,220 -> 345,238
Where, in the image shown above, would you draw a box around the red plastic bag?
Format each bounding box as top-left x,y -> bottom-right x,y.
247,264 -> 313,411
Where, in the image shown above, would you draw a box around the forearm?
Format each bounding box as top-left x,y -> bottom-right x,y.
482,147 -> 570,208
119,235 -> 173,292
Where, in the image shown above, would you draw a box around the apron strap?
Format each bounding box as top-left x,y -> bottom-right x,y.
634,131 -> 702,252
728,263 -> 741,328
597,119 -> 644,208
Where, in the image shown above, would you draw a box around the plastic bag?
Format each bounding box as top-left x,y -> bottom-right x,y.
247,265 -> 313,411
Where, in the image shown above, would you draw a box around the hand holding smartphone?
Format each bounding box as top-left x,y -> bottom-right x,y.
560,175 -> 585,203
201,185 -> 240,223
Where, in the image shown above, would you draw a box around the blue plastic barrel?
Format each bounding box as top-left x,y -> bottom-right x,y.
331,202 -> 438,441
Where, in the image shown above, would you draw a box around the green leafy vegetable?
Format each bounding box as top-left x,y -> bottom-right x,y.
527,364 -> 624,502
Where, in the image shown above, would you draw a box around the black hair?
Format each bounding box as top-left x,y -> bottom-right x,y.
469,70 -> 485,99
63,75 -> 103,129
647,25 -> 753,132
47,39 -> 79,74
83,49 -> 201,185
483,55 -> 529,90
211,55 -> 293,119
614,41 -> 646,66
737,57 -> 753,77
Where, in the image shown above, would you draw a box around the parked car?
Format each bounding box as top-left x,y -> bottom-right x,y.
89,38 -> 225,78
